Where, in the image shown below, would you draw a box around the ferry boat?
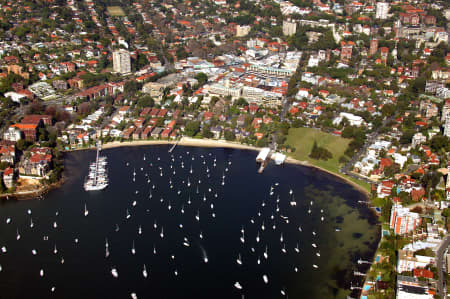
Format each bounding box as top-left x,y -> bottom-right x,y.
84,142 -> 109,191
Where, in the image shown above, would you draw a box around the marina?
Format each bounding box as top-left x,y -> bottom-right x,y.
0,145 -> 379,298
83,142 -> 109,191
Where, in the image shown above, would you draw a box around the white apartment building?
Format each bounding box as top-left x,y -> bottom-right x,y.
113,49 -> 131,74
282,20 -> 297,36
376,2 -> 389,19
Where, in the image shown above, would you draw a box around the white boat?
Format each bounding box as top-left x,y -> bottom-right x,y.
1,246 -> 7,253
281,289 -> 286,296
282,244 -> 287,253
131,293 -> 137,299
115,224 -> 119,232
199,231 -> 203,239
131,241 -> 136,255
53,221 -> 57,228
160,227 -> 164,238
312,243 -> 317,248
111,267 -> 119,278
138,226 -> 142,235
203,256 -> 208,263
316,252 -> 321,257
280,233 -> 283,243
256,232 -> 260,243
32,249 -> 37,255
313,264 -> 318,269
295,243 -> 300,253
30,218 -> 34,228
40,269 -> 44,277
153,220 -> 157,229
195,211 -> 200,222
234,282 -> 242,290
105,248 -> 110,258
84,204 -> 88,217
143,264 -> 148,278
6,218 -> 11,224
27,209 -> 31,215
264,246 -> 268,259
263,275 -> 269,284
153,245 -> 156,255
126,209 -> 131,219
294,267 -> 298,272
53,245 -> 57,254
16,229 -> 20,241
236,253 -> 242,265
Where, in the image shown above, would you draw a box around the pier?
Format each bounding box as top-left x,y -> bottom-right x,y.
168,140 -> 179,153
357,259 -> 372,265
256,148 -> 271,173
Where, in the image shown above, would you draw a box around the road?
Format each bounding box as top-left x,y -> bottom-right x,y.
340,115 -> 396,181
436,234 -> 450,299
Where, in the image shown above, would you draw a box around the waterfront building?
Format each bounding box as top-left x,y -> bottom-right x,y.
390,205 -> 421,235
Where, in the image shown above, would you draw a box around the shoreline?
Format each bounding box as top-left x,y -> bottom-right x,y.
97,137 -> 370,197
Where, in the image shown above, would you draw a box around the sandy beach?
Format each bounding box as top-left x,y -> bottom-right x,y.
97,137 -> 369,196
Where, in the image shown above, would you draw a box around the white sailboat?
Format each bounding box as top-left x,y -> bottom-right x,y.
111,267 -> 119,278
131,241 -> 136,255
143,264 -> 148,278
236,253 -> 242,265
195,210 -> 200,222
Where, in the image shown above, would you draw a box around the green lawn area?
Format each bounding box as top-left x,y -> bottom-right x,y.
285,127 -> 370,192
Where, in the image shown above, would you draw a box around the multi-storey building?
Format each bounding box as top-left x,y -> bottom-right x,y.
113,49 -> 131,74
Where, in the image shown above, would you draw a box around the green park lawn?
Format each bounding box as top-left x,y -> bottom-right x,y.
285,127 -> 371,192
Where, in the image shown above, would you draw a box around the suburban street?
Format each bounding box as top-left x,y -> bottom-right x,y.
436,234 -> 450,299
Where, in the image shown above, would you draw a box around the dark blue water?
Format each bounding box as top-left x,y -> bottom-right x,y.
0,145 -> 379,298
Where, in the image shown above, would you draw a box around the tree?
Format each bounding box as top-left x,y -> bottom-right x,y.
185,121 -> 200,137
309,141 -> 332,161
124,80 -> 141,97
194,72 -> 208,86
136,96 -> 154,108
224,130 -> 235,141
202,125 -> 213,138
430,135 -> 450,152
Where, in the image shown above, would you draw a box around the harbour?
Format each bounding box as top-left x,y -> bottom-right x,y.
0,145 -> 379,298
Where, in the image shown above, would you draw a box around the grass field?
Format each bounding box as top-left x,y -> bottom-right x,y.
285,127 -> 370,192
107,6 -> 125,16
